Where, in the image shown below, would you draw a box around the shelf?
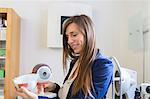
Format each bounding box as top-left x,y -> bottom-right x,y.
0,56 -> 5,58
0,78 -> 4,80
0,48 -> 5,50
0,27 -> 6,41
0,40 -> 6,41
0,78 -> 4,81
0,89 -> 4,92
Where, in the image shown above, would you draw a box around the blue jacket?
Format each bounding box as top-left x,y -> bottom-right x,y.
65,51 -> 113,99
38,50 -> 113,99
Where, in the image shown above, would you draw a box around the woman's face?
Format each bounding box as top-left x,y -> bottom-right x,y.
65,23 -> 84,54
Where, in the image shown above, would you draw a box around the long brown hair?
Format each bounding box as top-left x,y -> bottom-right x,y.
62,15 -> 97,97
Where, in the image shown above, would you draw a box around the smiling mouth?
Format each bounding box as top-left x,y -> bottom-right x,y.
71,45 -> 78,49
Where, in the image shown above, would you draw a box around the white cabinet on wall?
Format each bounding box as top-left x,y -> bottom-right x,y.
128,8 -> 150,83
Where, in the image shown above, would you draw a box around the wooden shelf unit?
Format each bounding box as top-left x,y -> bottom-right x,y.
0,8 -> 20,99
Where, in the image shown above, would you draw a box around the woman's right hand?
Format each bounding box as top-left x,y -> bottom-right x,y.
15,87 -> 38,99
15,82 -> 56,98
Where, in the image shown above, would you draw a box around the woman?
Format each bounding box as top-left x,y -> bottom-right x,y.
16,15 -> 113,99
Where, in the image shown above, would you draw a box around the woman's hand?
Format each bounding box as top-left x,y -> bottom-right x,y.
43,81 -> 56,92
15,87 -> 38,99
16,82 -> 56,98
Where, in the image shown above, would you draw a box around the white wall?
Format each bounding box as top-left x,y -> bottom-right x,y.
0,0 -> 149,94
143,2 -> 150,83
89,1 -> 146,84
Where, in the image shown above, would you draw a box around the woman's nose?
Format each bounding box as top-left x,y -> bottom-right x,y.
67,37 -> 74,44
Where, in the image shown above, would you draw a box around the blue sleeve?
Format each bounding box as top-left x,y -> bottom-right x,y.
92,58 -> 113,99
70,57 -> 113,99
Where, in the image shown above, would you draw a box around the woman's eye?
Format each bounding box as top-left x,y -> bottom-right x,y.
72,32 -> 78,36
